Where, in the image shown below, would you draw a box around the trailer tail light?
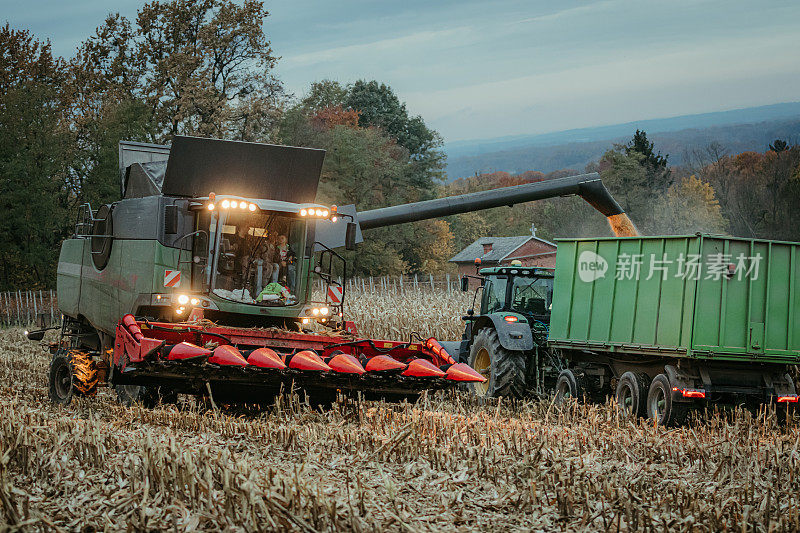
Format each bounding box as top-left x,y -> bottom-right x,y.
672,387 -> 706,399
777,395 -> 799,403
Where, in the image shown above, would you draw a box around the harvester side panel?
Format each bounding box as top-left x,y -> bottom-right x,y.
548,234 -> 800,364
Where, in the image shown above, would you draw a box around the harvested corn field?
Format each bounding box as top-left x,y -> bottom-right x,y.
1,316 -> 800,531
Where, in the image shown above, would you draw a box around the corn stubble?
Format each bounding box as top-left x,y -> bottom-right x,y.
0,292 -> 799,531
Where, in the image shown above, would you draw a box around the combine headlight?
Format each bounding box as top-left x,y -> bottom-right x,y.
300,209 -> 307,216
321,209 -> 329,217
331,216 -> 338,222
221,199 -> 230,209
320,307 -> 329,316
315,209 -> 323,216
176,307 -> 184,315
248,203 -> 256,211
230,200 -> 238,208
312,308 -> 320,316
207,203 -> 215,210
190,298 -> 200,306
239,201 -> 247,209
302,318 -> 309,325
177,294 -> 189,305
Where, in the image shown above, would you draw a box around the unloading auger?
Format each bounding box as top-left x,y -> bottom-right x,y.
36,135 -> 632,406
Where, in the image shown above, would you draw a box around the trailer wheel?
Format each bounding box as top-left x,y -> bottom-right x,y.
615,372 -> 650,418
48,352 -> 74,405
647,374 -> 688,426
554,369 -> 585,403
468,328 -> 526,399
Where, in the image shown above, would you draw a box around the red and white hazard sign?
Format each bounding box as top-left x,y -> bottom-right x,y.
327,285 -> 343,305
164,269 -> 181,287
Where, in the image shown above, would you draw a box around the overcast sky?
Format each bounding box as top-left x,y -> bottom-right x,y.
5,0 -> 800,142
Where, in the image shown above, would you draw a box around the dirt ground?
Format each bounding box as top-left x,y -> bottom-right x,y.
1,327 -> 800,531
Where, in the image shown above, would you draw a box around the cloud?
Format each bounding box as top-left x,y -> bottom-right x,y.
513,0 -> 622,25
282,27 -> 470,68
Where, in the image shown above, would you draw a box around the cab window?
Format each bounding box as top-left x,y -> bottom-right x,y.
510,276 -> 553,315
482,276 -> 508,314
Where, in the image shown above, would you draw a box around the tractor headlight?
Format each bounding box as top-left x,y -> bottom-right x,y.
177,294 -> 189,305
320,307 -> 329,316
302,318 -> 309,324
312,308 -> 320,316
248,203 -> 257,211
190,298 -> 199,306
300,209 -> 307,216
230,200 -> 238,209
221,199 -> 230,209
321,209 -> 329,217
207,203 -> 215,211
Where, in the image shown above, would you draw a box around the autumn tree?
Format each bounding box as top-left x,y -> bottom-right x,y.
0,25 -> 73,288
68,0 -> 283,207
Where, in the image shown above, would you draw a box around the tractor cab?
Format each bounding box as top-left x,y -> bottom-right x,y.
476,266 -> 554,323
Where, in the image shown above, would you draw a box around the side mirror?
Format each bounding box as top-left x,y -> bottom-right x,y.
460,276 -> 469,292
24,329 -> 46,341
345,222 -> 357,251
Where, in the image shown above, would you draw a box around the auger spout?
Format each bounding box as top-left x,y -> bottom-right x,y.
357,172 -> 638,237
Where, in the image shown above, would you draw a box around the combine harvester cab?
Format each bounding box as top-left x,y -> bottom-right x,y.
45,136 -> 483,405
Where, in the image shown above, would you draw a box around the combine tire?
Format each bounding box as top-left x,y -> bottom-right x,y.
615,371 -> 650,418
115,385 -> 177,408
554,369 -> 586,403
48,352 -> 74,405
468,328 -> 526,399
647,374 -> 688,426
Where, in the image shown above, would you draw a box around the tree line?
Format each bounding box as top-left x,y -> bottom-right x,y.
444,131 -> 800,252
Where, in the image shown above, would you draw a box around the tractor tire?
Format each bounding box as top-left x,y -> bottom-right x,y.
615,371 -> 650,418
48,352 -> 74,405
647,374 -> 688,426
554,369 -> 587,403
115,385 -> 177,408
468,328 -> 526,399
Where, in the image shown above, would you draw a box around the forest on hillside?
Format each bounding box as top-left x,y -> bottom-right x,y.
445,135 -> 800,253
1,0 -> 799,289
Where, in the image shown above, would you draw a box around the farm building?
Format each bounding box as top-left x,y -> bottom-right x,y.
449,226 -> 557,282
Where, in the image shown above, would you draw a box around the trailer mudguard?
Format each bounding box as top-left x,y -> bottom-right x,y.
471,314 -> 534,352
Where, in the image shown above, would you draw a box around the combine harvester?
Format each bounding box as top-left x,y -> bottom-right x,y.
33,136 -> 634,406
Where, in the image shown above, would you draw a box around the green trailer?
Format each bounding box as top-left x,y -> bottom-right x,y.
548,234 -> 800,424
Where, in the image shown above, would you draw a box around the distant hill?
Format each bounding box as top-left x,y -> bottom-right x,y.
444,103 -> 800,179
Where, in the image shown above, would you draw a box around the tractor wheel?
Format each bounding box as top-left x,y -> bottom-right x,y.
48,352 -> 74,405
647,374 -> 688,426
554,369 -> 587,403
615,371 -> 650,418
115,385 -> 176,408
468,328 -> 526,399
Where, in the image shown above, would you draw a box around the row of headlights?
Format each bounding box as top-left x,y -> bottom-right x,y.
299,208 -> 329,218
208,200 -> 257,211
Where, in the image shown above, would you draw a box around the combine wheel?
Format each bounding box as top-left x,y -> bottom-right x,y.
647,374 -> 688,426
48,352 -> 74,405
615,371 -> 650,418
468,328 -> 526,399
554,369 -> 585,403
115,385 -> 177,408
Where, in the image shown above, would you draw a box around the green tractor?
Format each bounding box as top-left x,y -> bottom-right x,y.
448,263 -> 564,398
